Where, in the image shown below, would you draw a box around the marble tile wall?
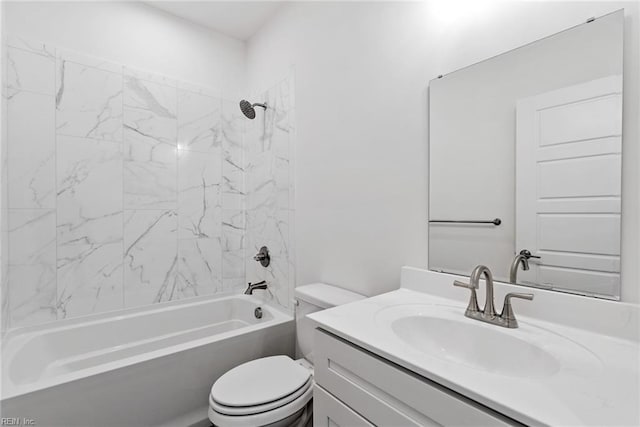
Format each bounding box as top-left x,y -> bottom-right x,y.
0,37 -> 274,329
2,41 -> 9,333
244,74 -> 296,312
5,39 -> 58,327
221,99 -> 247,293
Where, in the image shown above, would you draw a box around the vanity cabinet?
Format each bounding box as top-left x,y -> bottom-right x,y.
313,329 -> 519,426
314,385 -> 374,427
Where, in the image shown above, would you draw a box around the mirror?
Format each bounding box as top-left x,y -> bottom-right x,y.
428,10 -> 623,299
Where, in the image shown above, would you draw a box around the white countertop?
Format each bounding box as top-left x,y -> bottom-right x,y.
308,269 -> 640,426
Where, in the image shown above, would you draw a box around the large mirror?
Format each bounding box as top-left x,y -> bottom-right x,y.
428,10 -> 623,299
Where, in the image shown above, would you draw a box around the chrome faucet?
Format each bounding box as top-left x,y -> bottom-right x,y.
509,249 -> 540,284
244,280 -> 267,295
454,265 -> 534,328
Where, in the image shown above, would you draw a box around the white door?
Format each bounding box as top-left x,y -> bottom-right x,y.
515,75 -> 622,298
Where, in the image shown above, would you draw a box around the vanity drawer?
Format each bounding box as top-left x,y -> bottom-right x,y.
314,384 -> 374,427
314,329 -> 516,427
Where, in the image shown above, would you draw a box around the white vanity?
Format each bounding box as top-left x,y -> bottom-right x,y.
309,267 -> 640,426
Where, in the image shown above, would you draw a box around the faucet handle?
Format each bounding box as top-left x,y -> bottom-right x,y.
500,292 -> 534,328
519,249 -> 541,260
505,292 -> 534,302
453,280 -> 480,315
453,280 -> 477,289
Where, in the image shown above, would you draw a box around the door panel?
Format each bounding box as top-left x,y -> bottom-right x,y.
515,75 -> 622,297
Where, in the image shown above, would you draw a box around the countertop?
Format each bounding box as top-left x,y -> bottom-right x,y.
309,287 -> 640,426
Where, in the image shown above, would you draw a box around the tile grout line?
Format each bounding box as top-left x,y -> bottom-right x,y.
4,41 -> 9,329
122,65 -> 125,311
175,82 -> 179,299
242,99 -> 246,290
54,46 -> 58,321
219,96 -> 223,294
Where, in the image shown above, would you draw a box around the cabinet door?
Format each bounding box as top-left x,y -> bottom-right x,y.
314,385 -> 374,427
315,329 -> 519,426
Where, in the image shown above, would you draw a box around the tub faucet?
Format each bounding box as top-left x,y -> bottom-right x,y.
244,280 -> 267,295
454,265 -> 534,328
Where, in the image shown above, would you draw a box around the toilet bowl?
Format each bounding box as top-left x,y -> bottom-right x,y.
208,283 -> 364,427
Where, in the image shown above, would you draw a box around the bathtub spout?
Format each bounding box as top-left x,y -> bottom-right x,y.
244,281 -> 268,295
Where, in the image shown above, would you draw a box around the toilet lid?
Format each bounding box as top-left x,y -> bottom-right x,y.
211,356 -> 311,407
210,377 -> 313,416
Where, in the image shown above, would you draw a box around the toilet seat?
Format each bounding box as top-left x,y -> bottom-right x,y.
211,355 -> 311,407
209,356 -> 314,427
208,383 -> 313,427
210,376 -> 313,416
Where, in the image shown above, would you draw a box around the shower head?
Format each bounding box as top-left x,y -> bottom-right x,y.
239,99 -> 267,119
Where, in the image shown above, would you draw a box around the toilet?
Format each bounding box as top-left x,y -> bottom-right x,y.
208,283 -> 365,427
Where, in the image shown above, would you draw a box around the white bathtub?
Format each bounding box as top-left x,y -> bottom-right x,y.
1,295 -> 295,427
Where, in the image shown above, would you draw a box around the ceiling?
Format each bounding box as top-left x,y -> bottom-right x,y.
147,1 -> 284,40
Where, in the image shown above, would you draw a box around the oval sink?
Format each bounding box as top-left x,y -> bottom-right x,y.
392,316 -> 560,378
376,303 -> 602,380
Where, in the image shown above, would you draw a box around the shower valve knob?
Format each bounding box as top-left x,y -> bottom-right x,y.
253,246 -> 270,267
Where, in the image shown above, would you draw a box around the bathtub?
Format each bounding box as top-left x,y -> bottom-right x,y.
0,295 -> 295,427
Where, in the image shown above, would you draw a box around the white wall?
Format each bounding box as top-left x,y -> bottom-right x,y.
3,1 -> 246,97
246,1 -> 640,302
248,3 -> 432,297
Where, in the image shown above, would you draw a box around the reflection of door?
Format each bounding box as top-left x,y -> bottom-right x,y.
515,75 -> 622,297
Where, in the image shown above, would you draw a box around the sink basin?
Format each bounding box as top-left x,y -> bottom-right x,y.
392,316 -> 560,378
376,304 -> 602,379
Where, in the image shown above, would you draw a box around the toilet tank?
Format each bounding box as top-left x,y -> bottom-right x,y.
294,283 -> 365,363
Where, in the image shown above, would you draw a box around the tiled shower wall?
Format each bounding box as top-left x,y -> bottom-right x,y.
245,76 -> 296,312
1,37 -> 295,329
